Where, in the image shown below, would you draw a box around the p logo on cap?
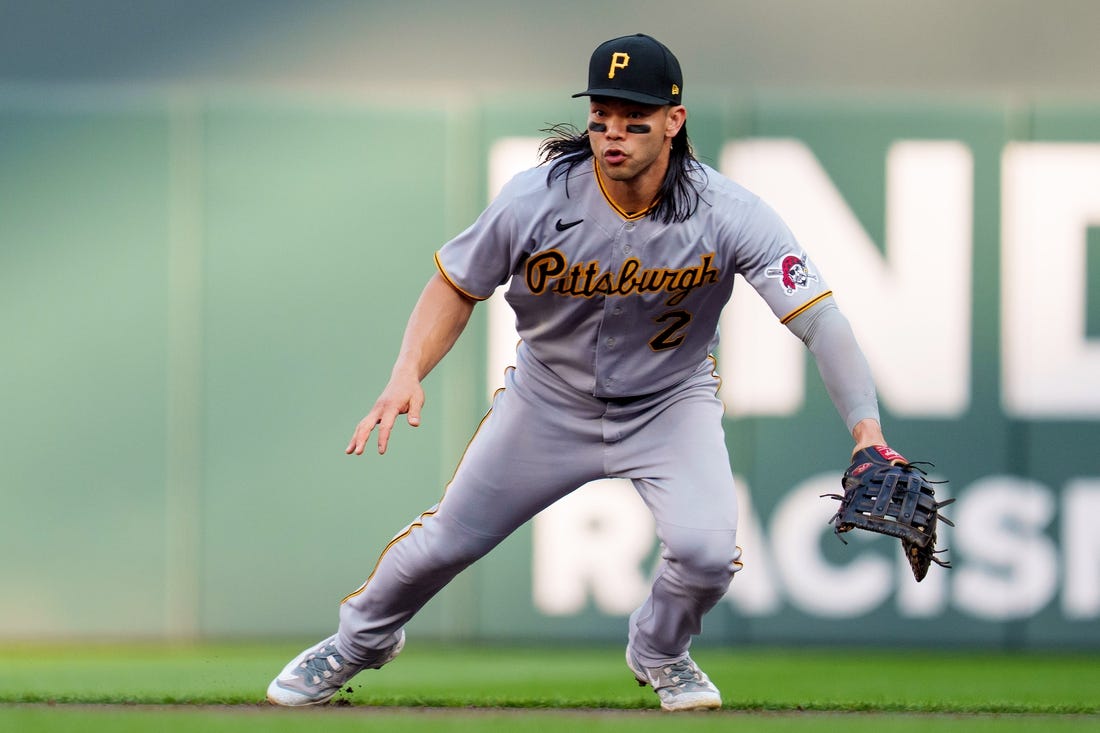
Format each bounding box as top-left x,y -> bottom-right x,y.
608,52 -> 630,79
574,33 -> 684,106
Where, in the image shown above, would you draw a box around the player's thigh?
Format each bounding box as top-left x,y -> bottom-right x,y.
437,377 -> 604,538
627,388 -> 737,533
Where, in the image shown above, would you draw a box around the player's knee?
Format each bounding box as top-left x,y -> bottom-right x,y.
417,511 -> 501,570
666,532 -> 742,588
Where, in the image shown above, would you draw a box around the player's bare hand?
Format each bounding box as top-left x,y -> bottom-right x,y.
346,372 -> 425,456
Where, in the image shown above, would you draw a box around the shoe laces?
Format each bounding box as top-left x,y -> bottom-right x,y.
296,643 -> 347,687
660,659 -> 705,690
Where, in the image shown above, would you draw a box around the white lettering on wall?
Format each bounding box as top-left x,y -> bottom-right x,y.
769,475 -> 894,618
532,479 -> 654,615
1062,479 -> 1100,618
719,139 -> 973,418
952,476 -> 1059,620
1002,142 -> 1100,417
529,471 -> 1089,622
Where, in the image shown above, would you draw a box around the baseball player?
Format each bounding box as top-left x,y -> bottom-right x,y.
268,33 -> 890,712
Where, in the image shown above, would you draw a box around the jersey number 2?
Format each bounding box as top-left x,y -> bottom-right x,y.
649,310 -> 692,351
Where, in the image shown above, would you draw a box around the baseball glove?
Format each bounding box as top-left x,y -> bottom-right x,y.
822,445 -> 954,582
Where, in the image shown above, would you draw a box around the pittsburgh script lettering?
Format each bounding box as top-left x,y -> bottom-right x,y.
524,250 -> 720,306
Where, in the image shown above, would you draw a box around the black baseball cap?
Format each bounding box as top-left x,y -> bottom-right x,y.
573,33 -> 683,106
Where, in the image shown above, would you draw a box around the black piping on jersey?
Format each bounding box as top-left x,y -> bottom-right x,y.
434,252 -> 492,302
780,290 -> 834,325
705,353 -> 723,396
593,159 -> 655,221
340,381 -> 508,605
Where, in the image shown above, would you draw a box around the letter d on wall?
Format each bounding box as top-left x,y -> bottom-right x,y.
1002,143 -> 1100,417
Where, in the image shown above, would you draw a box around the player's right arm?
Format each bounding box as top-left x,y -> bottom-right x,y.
346,273 -> 476,456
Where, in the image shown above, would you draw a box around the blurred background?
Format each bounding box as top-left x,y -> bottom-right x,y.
3,0 -> 1099,650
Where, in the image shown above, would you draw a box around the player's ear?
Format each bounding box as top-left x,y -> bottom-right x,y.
665,105 -> 686,139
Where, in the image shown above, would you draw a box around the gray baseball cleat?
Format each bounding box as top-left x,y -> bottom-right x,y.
266,631 -> 405,706
626,646 -> 722,711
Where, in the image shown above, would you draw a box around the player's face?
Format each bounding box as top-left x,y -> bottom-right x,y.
587,98 -> 685,187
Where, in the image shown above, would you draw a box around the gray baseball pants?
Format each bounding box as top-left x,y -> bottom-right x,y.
337,345 -> 741,668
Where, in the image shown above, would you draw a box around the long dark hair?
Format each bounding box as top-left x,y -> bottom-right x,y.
538,121 -> 706,224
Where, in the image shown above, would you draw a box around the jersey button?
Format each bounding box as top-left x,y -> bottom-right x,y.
625,222 -> 635,231
613,306 -> 623,316
606,337 -> 616,347
623,244 -> 632,254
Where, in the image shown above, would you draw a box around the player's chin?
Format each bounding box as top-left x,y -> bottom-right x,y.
597,158 -> 633,180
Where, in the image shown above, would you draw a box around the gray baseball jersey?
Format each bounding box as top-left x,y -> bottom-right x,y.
435,160 -> 832,399
336,159 -> 850,672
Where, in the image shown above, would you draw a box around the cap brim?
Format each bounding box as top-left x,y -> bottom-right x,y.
572,88 -> 676,106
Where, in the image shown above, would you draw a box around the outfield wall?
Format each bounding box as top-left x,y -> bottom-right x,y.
2,89 -> 1099,649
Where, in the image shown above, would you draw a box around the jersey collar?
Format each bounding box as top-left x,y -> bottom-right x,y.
592,158 -> 658,221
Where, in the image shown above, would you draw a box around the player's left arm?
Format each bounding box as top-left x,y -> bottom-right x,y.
794,295 -> 955,580
849,417 -> 887,455
783,296 -> 886,456
731,195 -> 890,454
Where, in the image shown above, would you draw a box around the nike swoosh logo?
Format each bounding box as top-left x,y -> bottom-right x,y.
555,218 -> 584,232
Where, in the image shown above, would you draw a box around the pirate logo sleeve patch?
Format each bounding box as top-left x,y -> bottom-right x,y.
765,251 -> 819,295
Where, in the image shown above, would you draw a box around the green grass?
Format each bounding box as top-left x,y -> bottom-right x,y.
1,641 -> 1098,732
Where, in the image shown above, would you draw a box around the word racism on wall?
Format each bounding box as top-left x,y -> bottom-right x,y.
486,137 -> 1100,623
532,476 -> 1100,621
